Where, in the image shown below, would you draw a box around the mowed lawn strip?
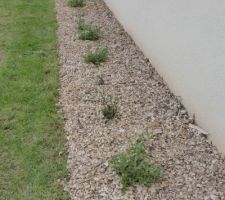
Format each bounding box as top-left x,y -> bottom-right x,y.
0,0 -> 69,199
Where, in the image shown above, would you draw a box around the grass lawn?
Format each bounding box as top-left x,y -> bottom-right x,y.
0,0 -> 69,199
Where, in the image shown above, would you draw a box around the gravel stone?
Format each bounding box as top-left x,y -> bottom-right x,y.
56,0 -> 225,199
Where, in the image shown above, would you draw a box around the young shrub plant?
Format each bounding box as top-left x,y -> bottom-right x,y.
111,140 -> 161,191
77,17 -> 101,41
77,17 -> 86,31
96,75 -> 105,85
85,47 -> 108,65
68,0 -> 85,7
101,95 -> 118,120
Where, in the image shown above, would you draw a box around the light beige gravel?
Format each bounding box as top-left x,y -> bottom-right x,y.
56,0 -> 225,199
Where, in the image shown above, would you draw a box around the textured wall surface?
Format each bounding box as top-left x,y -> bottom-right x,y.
104,0 -> 225,152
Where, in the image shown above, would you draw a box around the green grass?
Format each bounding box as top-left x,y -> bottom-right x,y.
77,18 -> 101,41
0,0 -> 69,199
68,0 -> 85,7
85,47 -> 108,65
111,141 -> 161,191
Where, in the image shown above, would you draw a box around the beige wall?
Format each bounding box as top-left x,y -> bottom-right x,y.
104,0 -> 225,152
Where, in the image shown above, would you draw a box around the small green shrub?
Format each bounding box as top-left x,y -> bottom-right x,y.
85,47 -> 108,65
77,17 -> 86,31
111,141 -> 161,191
77,18 -> 101,40
101,95 -> 118,120
68,0 -> 85,7
96,75 -> 105,85
79,26 -> 101,40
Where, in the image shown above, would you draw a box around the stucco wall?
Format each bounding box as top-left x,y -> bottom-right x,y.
104,0 -> 225,152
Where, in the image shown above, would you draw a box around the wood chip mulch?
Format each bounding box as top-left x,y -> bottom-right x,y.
56,0 -> 225,199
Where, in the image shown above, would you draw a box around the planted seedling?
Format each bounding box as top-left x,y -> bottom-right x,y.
96,75 -> 105,85
111,140 -> 161,191
101,95 -> 118,120
77,17 -> 101,40
79,26 -> 101,40
68,0 -> 85,7
85,47 -> 108,65
77,17 -> 86,31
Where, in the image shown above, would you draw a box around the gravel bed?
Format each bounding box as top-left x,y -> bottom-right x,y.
56,0 -> 225,199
